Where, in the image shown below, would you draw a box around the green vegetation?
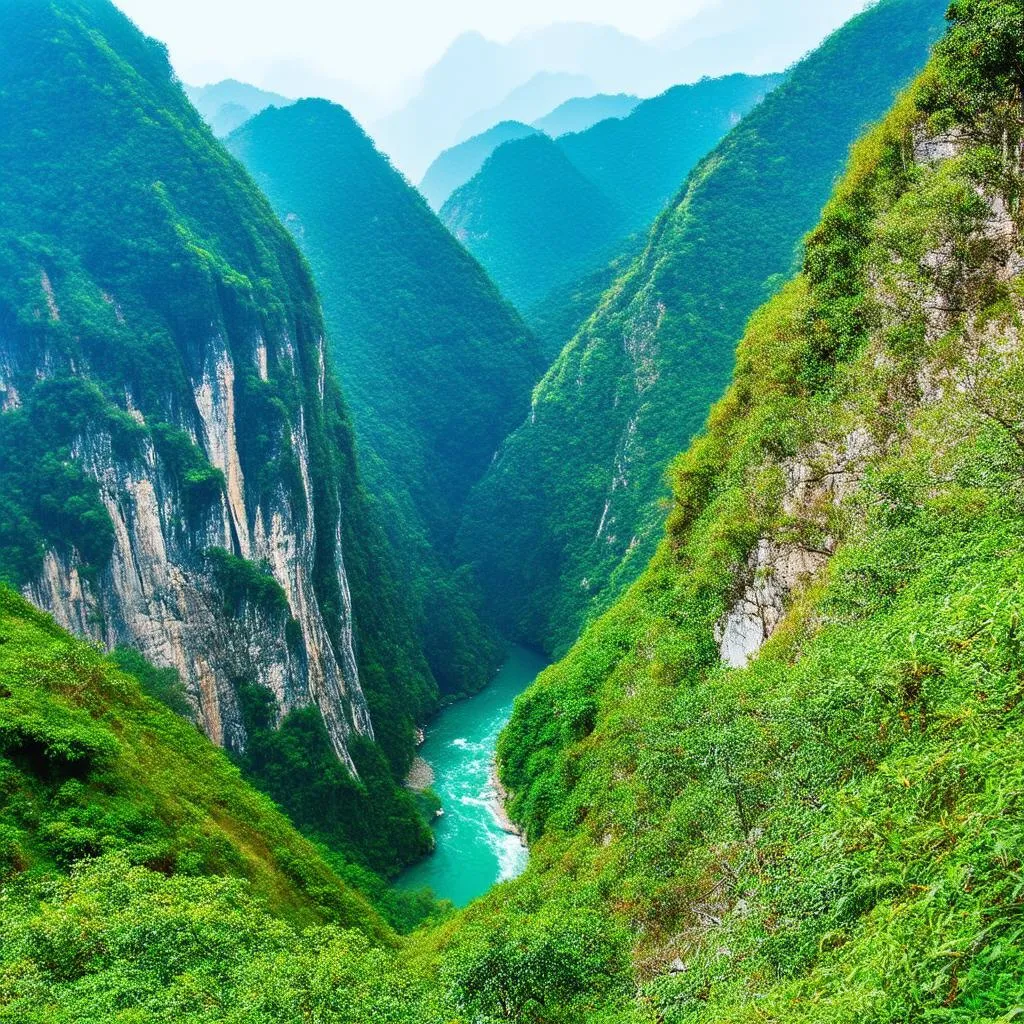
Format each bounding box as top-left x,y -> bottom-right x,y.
228,99 -> 543,695
2,2 -> 1024,1021
458,8 -> 1024,1017
458,0 -> 949,657
441,133 -> 630,310
559,72 -> 782,235
438,74 -> 778,315
233,681 -> 434,878
419,119 -> 540,211
0,587 -> 387,931
0,0 -> 438,879
206,548 -> 289,616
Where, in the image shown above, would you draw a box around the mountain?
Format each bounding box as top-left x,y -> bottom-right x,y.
457,0 -> 949,655
184,78 -> 293,136
0,0 -> 434,874
0,586 -> 389,929
441,133 -> 628,310
370,31 -> 521,180
531,92 -> 640,136
559,71 -> 783,234
226,100 -> 544,695
419,120 -> 539,211
441,72 -> 778,314
372,10 -> 887,179
4,2 -> 1023,1021
483,8 -> 1024,1019
455,71 -> 595,143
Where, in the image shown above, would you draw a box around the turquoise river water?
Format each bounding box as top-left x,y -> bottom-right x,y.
395,645 -> 549,907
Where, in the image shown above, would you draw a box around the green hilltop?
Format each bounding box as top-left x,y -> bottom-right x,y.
457,0 -> 950,657
227,98 -> 544,696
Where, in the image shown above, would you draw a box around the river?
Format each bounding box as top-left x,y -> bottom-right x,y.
394,645 -> 549,907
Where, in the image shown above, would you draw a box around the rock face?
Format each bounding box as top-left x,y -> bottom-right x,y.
0,0 -> 418,775
9,329 -> 372,773
715,430 -> 872,668
715,127 -> 1023,669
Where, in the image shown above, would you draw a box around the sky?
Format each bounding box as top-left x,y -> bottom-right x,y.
114,0 -> 717,99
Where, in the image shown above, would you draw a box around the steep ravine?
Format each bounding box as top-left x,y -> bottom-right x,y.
6,333 -> 371,770
0,0 -> 433,794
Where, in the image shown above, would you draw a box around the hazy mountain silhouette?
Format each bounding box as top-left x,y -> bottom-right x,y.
531,93 -> 639,137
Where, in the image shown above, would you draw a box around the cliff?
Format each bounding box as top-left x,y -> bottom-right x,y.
0,0 -> 434,782
227,100 -> 543,696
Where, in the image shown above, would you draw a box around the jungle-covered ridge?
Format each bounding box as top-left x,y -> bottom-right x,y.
0,0 -> 1022,1021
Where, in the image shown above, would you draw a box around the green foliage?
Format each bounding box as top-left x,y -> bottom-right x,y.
0,585 -> 389,933
0,0 -> 441,878
441,133 -> 629,310
110,646 -> 192,718
0,376 -> 146,584
458,0 -> 949,658
450,17 -> 1024,1018
0,856 -> 444,1023
206,547 -> 289,616
232,682 -> 433,878
150,422 -> 225,515
559,72 -> 783,235
419,119 -> 540,211
921,0 -> 1024,142
228,99 -> 542,695
442,903 -> 630,1022
440,75 -> 779,315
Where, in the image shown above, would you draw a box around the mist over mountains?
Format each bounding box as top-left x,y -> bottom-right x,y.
367,2 -> 875,177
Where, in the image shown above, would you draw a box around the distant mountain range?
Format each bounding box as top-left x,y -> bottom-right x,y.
531,93 -> 640,137
456,71 -> 595,143
370,4 -> 879,178
419,121 -> 540,212
184,79 -> 293,137
440,72 -> 780,309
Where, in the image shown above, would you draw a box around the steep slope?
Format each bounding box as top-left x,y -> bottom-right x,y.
427,7 -> 1024,1020
227,100 -> 543,694
185,78 -> 294,136
0,587 -> 388,933
419,120 -> 539,212
558,72 -> 783,234
458,0 -> 949,654
442,73 -> 778,312
0,588 -> 459,1020
0,0 -> 433,871
532,92 -> 640,137
441,133 -> 629,310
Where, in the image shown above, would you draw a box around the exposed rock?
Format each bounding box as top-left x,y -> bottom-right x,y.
18,329 -> 373,775
405,756 -> 435,791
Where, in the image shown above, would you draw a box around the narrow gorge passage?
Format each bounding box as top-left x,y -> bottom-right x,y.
396,645 -> 549,907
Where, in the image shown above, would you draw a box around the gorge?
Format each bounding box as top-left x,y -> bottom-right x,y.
0,0 -> 1022,1021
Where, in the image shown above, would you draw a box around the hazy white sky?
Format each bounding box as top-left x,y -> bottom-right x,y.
114,0 -> 712,97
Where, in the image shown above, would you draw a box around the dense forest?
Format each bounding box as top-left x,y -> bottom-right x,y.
1,0 -> 1022,1020
227,98 -> 543,696
420,119 -> 540,211
0,0 -> 438,882
440,73 -> 779,311
458,0 -> 950,656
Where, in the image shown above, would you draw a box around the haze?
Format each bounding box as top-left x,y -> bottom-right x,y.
114,0 -> 870,117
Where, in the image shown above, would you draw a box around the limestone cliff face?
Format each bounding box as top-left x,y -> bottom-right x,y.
715,129 -> 1023,668
6,327 -> 372,774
